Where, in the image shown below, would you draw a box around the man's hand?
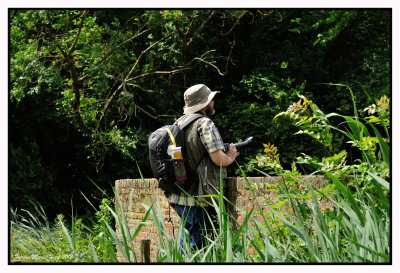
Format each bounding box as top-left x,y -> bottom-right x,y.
209,143 -> 239,167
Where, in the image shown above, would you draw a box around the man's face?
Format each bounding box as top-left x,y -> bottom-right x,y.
206,99 -> 215,116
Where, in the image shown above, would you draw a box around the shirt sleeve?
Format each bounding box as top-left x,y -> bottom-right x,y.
197,118 -> 224,153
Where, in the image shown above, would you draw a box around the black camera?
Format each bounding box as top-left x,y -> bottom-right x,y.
223,136 -> 253,153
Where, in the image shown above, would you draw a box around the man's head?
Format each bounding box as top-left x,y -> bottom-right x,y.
183,84 -> 219,115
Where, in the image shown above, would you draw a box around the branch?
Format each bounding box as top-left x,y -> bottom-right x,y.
274,10 -> 283,22
54,11 -> 89,134
125,32 -> 173,81
173,21 -> 186,47
126,67 -> 190,82
187,10 -> 216,47
221,10 -> 248,36
68,10 -> 86,56
132,101 -> 158,120
125,83 -> 155,93
65,54 -> 90,134
191,49 -> 231,76
96,33 -> 173,128
193,58 -> 226,76
105,73 -> 123,81
98,21 -> 162,65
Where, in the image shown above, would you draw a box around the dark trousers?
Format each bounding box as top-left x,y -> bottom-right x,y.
172,204 -> 219,250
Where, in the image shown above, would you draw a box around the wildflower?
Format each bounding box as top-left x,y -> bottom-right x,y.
339,155 -> 347,167
363,104 -> 376,115
377,95 -> 390,112
56,214 -> 65,222
287,99 -> 303,113
287,104 -> 294,112
257,156 -> 268,166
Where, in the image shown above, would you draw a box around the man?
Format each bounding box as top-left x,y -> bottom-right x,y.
168,83 -> 239,251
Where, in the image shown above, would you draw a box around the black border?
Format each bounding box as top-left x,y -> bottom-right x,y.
7,7 -> 393,266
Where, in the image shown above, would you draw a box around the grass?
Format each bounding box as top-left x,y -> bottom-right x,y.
9,165 -> 390,263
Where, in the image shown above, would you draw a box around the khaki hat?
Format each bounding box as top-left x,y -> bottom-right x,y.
183,84 -> 220,114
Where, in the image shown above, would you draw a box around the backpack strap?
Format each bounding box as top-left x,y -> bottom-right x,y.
180,114 -> 208,170
164,128 -> 177,147
178,113 -> 204,130
164,114 -> 204,149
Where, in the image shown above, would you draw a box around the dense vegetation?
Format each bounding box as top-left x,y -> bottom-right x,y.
10,93 -> 390,263
9,9 -> 390,226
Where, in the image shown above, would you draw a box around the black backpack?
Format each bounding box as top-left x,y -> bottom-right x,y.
148,113 -> 204,194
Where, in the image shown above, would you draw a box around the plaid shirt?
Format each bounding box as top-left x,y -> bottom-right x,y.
197,117 -> 224,153
167,116 -> 224,206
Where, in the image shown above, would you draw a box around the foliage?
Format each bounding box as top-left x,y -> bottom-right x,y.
10,197 -> 116,263
215,73 -> 316,172
9,9 -> 253,215
9,9 -> 390,220
243,91 -> 390,262
274,94 -> 343,157
10,89 -> 390,263
363,95 -> 390,126
9,141 -> 52,209
10,202 -> 95,262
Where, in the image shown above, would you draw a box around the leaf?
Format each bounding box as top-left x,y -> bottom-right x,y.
342,116 -> 362,141
326,83 -> 358,118
269,207 -> 310,247
86,176 -> 110,198
369,122 -> 390,167
324,171 -> 365,225
346,238 -> 390,260
273,112 -> 286,119
59,220 -> 75,251
368,172 -> 389,190
232,207 -> 254,246
89,237 -> 99,262
105,201 -> 134,261
131,203 -> 153,240
104,219 -> 130,262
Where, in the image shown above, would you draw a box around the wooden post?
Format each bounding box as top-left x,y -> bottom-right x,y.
140,239 -> 151,263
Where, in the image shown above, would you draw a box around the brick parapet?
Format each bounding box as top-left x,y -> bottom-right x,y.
115,176 -> 332,262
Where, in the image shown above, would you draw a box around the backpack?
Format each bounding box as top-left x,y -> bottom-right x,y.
148,113 -> 204,194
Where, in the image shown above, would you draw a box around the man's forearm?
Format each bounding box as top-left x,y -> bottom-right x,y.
209,149 -> 237,167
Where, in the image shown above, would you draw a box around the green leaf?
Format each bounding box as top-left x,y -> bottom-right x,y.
89,237 -> 99,262
269,207 -> 311,249
104,219 -> 130,262
369,122 -> 390,167
346,238 -> 390,260
327,83 -> 358,118
232,207 -> 254,246
368,172 -> 389,190
59,220 -> 75,251
131,202 -> 153,239
324,171 -> 365,225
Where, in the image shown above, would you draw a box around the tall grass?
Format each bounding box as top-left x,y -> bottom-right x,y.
10,156 -> 390,263
10,201 -> 95,262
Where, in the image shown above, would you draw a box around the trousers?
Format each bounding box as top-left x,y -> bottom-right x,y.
171,204 -> 219,250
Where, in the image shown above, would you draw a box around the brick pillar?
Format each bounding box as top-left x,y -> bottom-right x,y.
115,178 -> 180,262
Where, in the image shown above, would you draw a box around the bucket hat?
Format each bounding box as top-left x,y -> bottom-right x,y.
183,84 -> 220,114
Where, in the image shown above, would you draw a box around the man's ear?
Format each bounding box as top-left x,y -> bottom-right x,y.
199,106 -> 207,115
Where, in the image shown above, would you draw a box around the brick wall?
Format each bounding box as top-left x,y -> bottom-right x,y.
114,176 -> 331,262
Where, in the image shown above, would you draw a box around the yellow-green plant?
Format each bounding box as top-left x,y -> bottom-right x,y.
249,87 -> 390,262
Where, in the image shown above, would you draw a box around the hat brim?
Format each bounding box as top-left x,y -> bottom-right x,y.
183,91 -> 219,114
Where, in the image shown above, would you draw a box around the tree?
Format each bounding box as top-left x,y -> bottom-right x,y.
9,9 -> 247,214
9,9 -> 390,215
